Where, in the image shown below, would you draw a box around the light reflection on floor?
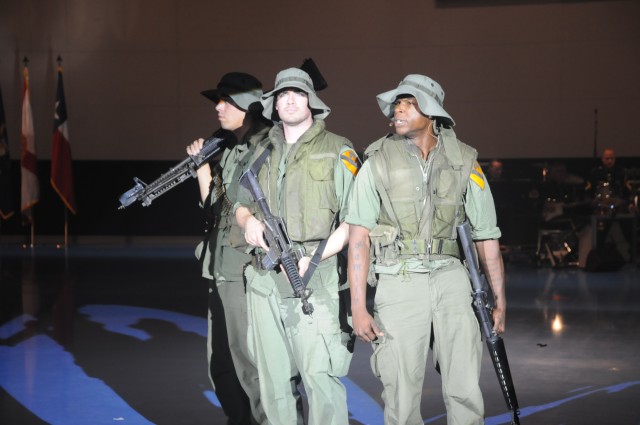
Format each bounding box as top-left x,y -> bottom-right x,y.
1,243 -> 639,424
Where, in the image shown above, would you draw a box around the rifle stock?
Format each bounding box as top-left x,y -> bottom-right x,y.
239,167 -> 314,316
457,221 -> 521,424
118,129 -> 234,209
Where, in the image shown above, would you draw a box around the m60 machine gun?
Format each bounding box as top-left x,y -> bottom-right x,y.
118,129 -> 234,209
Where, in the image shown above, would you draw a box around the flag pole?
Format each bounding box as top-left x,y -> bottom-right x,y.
63,207 -> 69,248
58,55 -> 68,250
592,108 -> 598,159
27,57 -> 35,250
30,220 -> 35,248
51,55 -> 76,249
22,56 -> 39,249
26,56 -> 32,249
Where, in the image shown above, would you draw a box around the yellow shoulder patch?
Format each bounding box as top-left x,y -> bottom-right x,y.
470,161 -> 485,190
341,149 -> 361,177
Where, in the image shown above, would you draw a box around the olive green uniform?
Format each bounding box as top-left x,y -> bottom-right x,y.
196,124 -> 270,424
346,131 -> 501,425
238,120 -> 359,425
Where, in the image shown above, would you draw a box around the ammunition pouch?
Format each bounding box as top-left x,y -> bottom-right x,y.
370,224 -> 399,263
368,225 -> 398,287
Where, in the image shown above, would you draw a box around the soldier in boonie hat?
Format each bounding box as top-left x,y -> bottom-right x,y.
376,74 -> 455,126
261,68 -> 331,121
187,70 -> 272,425
201,71 -> 264,113
236,65 -> 360,425
344,73 -> 508,424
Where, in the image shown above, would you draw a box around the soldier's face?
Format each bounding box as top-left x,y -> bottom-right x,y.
216,99 -> 246,131
275,89 -> 313,128
392,96 -> 431,139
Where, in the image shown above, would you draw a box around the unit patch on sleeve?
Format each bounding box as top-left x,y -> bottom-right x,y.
341,149 -> 361,177
470,161 -> 486,190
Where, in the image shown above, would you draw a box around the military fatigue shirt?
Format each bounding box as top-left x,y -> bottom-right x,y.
346,138 -> 501,274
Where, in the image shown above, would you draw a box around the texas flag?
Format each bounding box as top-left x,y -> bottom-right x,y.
51,63 -> 76,214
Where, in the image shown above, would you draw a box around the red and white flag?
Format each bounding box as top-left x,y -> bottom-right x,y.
51,63 -> 76,214
21,61 -> 39,222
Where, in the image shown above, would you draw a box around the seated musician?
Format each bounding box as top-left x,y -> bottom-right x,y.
579,148 -> 636,267
585,148 -> 633,214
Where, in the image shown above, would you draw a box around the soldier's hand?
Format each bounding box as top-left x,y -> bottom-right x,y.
186,138 -> 205,156
244,216 -> 268,251
352,308 -> 384,343
492,307 -> 506,334
298,255 -> 311,277
187,138 -> 211,182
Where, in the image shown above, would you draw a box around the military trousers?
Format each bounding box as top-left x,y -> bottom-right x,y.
207,279 -> 265,425
245,262 -> 352,425
218,279 -> 267,424
371,261 -> 484,425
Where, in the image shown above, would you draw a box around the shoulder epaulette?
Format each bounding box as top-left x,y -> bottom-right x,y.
364,133 -> 395,158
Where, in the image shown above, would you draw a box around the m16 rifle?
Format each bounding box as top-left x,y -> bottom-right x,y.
457,221 -> 521,425
118,129 -> 234,209
239,159 -> 314,316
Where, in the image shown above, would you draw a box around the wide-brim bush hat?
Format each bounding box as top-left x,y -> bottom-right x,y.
201,72 -> 263,112
376,74 -> 454,126
261,68 -> 331,121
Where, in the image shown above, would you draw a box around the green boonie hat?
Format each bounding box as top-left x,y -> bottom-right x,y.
201,72 -> 263,112
376,74 -> 454,126
261,68 -> 331,121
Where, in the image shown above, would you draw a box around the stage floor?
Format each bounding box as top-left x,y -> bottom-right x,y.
1,240 -> 639,425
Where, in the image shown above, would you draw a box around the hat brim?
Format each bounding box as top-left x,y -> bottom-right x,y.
261,83 -> 331,121
377,84 -> 454,126
201,88 -> 263,112
201,89 -> 222,104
